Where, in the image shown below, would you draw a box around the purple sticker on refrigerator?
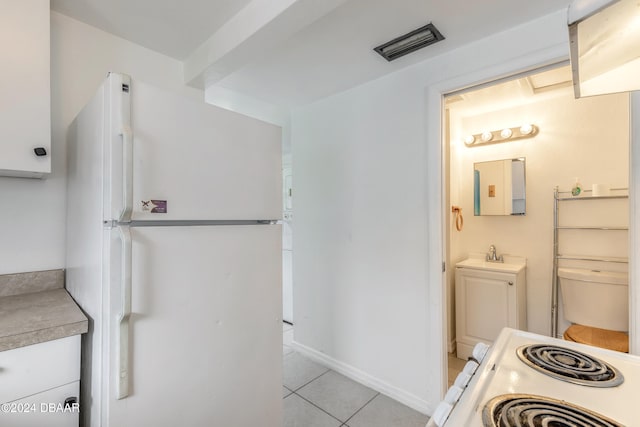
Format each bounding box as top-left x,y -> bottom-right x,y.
141,200 -> 167,213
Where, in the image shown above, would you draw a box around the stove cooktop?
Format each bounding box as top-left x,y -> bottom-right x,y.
516,344 -> 624,388
482,394 -> 624,427
438,329 -> 640,427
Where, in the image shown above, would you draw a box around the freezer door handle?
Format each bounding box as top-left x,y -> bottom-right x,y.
119,126 -> 133,223
116,225 -> 132,399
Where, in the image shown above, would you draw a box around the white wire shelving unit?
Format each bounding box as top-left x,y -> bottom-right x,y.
551,186 -> 629,338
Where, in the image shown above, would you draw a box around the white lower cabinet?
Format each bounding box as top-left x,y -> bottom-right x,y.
455,265 -> 526,360
0,335 -> 81,426
1,381 -> 79,427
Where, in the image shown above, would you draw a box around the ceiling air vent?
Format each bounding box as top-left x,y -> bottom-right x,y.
374,23 -> 444,62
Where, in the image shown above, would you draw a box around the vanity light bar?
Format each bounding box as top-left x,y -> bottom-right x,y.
464,124 -> 538,147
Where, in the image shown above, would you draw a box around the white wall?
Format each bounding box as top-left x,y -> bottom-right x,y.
0,12 -> 201,275
448,89 -> 629,342
291,10 -> 573,413
292,68 -> 431,409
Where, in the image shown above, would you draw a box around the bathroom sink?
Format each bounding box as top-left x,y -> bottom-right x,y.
456,255 -> 526,274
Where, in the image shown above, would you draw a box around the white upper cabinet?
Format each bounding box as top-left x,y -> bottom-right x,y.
0,0 -> 51,178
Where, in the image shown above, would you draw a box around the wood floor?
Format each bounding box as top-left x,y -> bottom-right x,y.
447,353 -> 467,387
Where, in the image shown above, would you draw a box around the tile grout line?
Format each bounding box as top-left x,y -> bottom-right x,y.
291,389 -> 347,425
283,351 -> 428,426
290,369 -> 331,393
284,367 -> 350,425
341,391 -> 380,425
282,352 -> 379,426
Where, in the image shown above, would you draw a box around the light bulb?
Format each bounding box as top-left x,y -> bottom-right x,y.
481,131 -> 493,142
500,128 -> 513,138
520,124 -> 534,135
463,135 -> 476,145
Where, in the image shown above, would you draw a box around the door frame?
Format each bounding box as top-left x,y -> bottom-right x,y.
424,44 -> 640,398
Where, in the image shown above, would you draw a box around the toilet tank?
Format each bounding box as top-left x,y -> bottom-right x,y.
558,268 -> 628,332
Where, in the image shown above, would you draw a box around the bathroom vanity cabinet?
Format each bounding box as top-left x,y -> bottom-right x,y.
455,257 -> 526,360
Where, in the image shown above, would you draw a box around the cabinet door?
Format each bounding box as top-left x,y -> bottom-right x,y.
0,336 -> 80,405
456,270 -> 516,343
0,0 -> 51,178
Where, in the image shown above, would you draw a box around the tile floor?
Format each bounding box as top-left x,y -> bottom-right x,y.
282,323 -> 430,427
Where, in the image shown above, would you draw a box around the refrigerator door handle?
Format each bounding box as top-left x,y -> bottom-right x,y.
119,125 -> 133,223
116,225 -> 132,399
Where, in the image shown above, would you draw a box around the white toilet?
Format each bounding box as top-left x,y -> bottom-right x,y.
558,267 -> 629,352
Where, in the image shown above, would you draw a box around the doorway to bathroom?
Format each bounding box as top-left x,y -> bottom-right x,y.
441,63 -> 631,383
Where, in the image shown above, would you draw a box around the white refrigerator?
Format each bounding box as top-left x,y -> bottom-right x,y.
65,73 -> 283,427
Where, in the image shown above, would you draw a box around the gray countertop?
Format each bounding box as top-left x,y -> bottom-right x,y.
0,270 -> 88,352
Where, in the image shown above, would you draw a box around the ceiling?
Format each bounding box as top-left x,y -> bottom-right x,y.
447,65 -> 574,116
51,0 -> 253,60
51,0 -> 572,110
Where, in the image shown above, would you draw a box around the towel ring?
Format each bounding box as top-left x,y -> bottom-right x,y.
452,206 -> 463,231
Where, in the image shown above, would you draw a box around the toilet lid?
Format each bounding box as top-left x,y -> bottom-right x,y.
564,324 -> 629,353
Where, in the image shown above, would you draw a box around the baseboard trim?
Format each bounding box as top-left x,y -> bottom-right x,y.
291,341 -> 432,415
448,338 -> 456,354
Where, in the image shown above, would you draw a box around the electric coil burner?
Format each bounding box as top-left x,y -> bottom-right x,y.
482,394 -> 623,427
516,344 -> 624,387
428,329 -> 640,426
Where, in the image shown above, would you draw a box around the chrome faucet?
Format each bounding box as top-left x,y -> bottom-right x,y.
486,245 -> 504,263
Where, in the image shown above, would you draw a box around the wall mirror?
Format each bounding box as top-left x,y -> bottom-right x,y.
474,158 -> 526,216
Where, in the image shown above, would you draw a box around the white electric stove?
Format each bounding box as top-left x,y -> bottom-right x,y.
429,328 -> 639,426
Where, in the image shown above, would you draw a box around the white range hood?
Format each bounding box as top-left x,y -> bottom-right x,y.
569,0 -> 640,98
